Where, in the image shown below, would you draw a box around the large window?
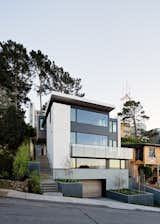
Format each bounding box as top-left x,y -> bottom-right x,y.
76,158 -> 106,168
71,132 -> 108,146
71,108 -> 108,127
77,133 -> 108,146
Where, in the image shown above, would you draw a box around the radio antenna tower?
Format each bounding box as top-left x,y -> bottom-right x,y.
121,81 -> 131,103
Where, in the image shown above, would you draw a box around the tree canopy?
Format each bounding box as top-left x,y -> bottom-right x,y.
0,40 -> 32,107
0,40 -> 85,109
118,100 -> 149,138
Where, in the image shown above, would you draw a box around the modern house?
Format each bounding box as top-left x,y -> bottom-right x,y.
43,92 -> 133,197
123,143 -> 160,183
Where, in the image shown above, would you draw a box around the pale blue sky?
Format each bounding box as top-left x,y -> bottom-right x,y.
1,0 -> 160,129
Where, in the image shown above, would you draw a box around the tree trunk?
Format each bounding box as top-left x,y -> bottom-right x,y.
133,117 -> 137,137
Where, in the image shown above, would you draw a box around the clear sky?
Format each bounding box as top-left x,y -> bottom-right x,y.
1,0 -> 160,129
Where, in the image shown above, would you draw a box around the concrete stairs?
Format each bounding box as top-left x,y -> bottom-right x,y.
38,155 -> 59,194
41,180 -> 58,193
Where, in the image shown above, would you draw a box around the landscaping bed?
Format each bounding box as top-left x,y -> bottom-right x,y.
0,179 -> 28,192
106,189 -> 154,206
145,185 -> 160,205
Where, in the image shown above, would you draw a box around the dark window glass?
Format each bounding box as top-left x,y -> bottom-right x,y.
77,109 -> 108,127
39,117 -> 44,131
77,158 -> 106,168
77,133 -> 108,146
136,149 -> 143,161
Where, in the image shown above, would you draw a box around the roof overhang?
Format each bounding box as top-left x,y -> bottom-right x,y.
44,91 -> 115,124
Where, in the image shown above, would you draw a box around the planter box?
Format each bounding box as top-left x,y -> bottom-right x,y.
28,161 -> 40,174
145,186 -> 160,205
58,182 -> 83,197
106,190 -> 154,206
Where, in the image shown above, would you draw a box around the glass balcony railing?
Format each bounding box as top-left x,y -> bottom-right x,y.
71,144 -> 133,160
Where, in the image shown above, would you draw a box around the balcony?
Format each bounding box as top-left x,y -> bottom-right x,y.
71,144 -> 133,160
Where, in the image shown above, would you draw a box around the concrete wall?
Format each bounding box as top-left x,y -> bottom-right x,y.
46,102 -> 71,169
52,102 -> 71,169
71,144 -> 133,160
46,107 -> 54,169
53,168 -> 129,190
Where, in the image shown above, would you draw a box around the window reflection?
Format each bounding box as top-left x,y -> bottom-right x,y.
77,133 -> 108,146
74,109 -> 108,127
77,158 -> 106,168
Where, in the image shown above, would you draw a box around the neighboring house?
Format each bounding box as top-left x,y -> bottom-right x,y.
123,143 -> 160,183
44,92 -> 133,197
121,121 -> 147,138
148,128 -> 160,144
121,122 -> 133,138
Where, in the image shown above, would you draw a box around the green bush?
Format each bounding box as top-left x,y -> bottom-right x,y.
28,171 -> 41,194
0,171 -> 10,179
13,143 -> 30,180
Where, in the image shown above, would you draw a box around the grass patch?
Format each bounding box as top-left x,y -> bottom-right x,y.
114,189 -> 144,195
56,179 -> 80,183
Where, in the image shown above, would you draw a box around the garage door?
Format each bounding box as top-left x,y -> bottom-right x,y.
82,180 -> 102,198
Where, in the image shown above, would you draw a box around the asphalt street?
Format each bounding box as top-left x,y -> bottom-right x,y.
0,197 -> 160,224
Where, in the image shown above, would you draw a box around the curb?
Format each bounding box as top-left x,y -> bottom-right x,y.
1,188 -> 160,213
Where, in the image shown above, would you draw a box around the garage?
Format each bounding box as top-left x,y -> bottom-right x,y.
82,180 -> 103,198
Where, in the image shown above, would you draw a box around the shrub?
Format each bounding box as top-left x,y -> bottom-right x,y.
138,165 -> 153,179
13,143 -> 30,180
0,171 -> 10,179
28,171 -> 41,194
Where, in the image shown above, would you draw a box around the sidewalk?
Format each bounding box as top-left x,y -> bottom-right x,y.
0,188 -> 160,212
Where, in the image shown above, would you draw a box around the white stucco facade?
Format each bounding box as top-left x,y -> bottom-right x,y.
47,102 -> 71,169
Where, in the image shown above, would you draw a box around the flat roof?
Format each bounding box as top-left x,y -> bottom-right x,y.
44,91 -> 115,123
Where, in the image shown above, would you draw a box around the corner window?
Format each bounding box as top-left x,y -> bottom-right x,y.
149,148 -> 155,158
71,132 -> 76,144
109,121 -> 117,133
71,108 -> 76,121
109,139 -> 117,147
